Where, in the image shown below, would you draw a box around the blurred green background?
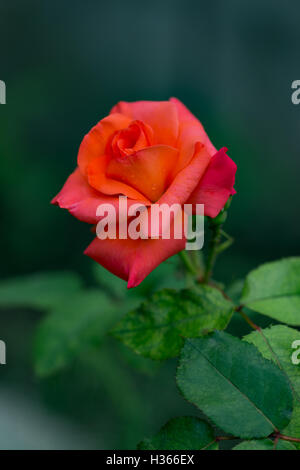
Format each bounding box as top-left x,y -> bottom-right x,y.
0,0 -> 299,449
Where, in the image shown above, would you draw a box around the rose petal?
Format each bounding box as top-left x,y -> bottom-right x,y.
87,154 -> 151,203
106,145 -> 178,202
111,120 -> 153,157
138,142 -> 211,238
170,98 -> 217,174
158,142 -> 211,207
169,97 -> 200,123
51,168 -> 143,224
188,147 -> 237,218
110,100 -> 179,147
78,113 -> 131,176
84,233 -> 186,288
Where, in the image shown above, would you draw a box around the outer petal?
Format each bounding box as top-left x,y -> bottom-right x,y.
84,234 -> 186,288
110,100 -> 179,147
170,98 -> 217,175
157,142 -> 211,207
51,168 -> 143,224
169,97 -> 201,123
78,113 -> 131,176
188,147 -> 237,218
138,142 -> 211,238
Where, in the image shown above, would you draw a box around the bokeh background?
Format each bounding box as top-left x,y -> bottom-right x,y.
0,0 -> 299,449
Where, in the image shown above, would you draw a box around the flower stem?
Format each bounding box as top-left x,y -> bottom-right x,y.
202,197 -> 233,284
273,433 -> 300,443
178,250 -> 198,277
203,221 -> 222,283
235,305 -> 261,332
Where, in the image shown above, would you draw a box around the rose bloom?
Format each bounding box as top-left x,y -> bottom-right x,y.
52,99 -> 236,287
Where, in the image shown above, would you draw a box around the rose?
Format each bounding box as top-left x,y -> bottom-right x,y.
52,98 -> 236,287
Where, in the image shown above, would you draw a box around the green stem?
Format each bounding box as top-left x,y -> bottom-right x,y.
235,306 -> 261,332
202,197 -> 233,283
216,230 -> 234,254
191,250 -> 205,277
178,250 -> 198,277
274,433 -> 300,443
203,222 -> 222,283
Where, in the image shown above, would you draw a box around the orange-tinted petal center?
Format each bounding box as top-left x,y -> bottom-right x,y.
109,120 -> 153,158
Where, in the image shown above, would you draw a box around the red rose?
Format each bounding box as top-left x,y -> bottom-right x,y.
52,98 -> 236,287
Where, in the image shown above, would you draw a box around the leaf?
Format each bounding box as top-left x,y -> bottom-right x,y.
138,416 -> 217,450
34,290 -> 120,377
176,331 -> 293,438
233,439 -> 296,450
241,258 -> 300,325
112,286 -> 234,360
0,272 -> 82,310
245,325 -> 300,440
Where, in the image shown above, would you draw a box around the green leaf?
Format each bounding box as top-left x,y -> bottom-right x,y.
138,417 -> 217,450
34,290 -> 120,377
176,331 -> 293,438
0,272 -> 81,310
112,286 -> 234,360
241,258 -> 300,325
233,439 -> 296,450
245,325 -> 300,440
